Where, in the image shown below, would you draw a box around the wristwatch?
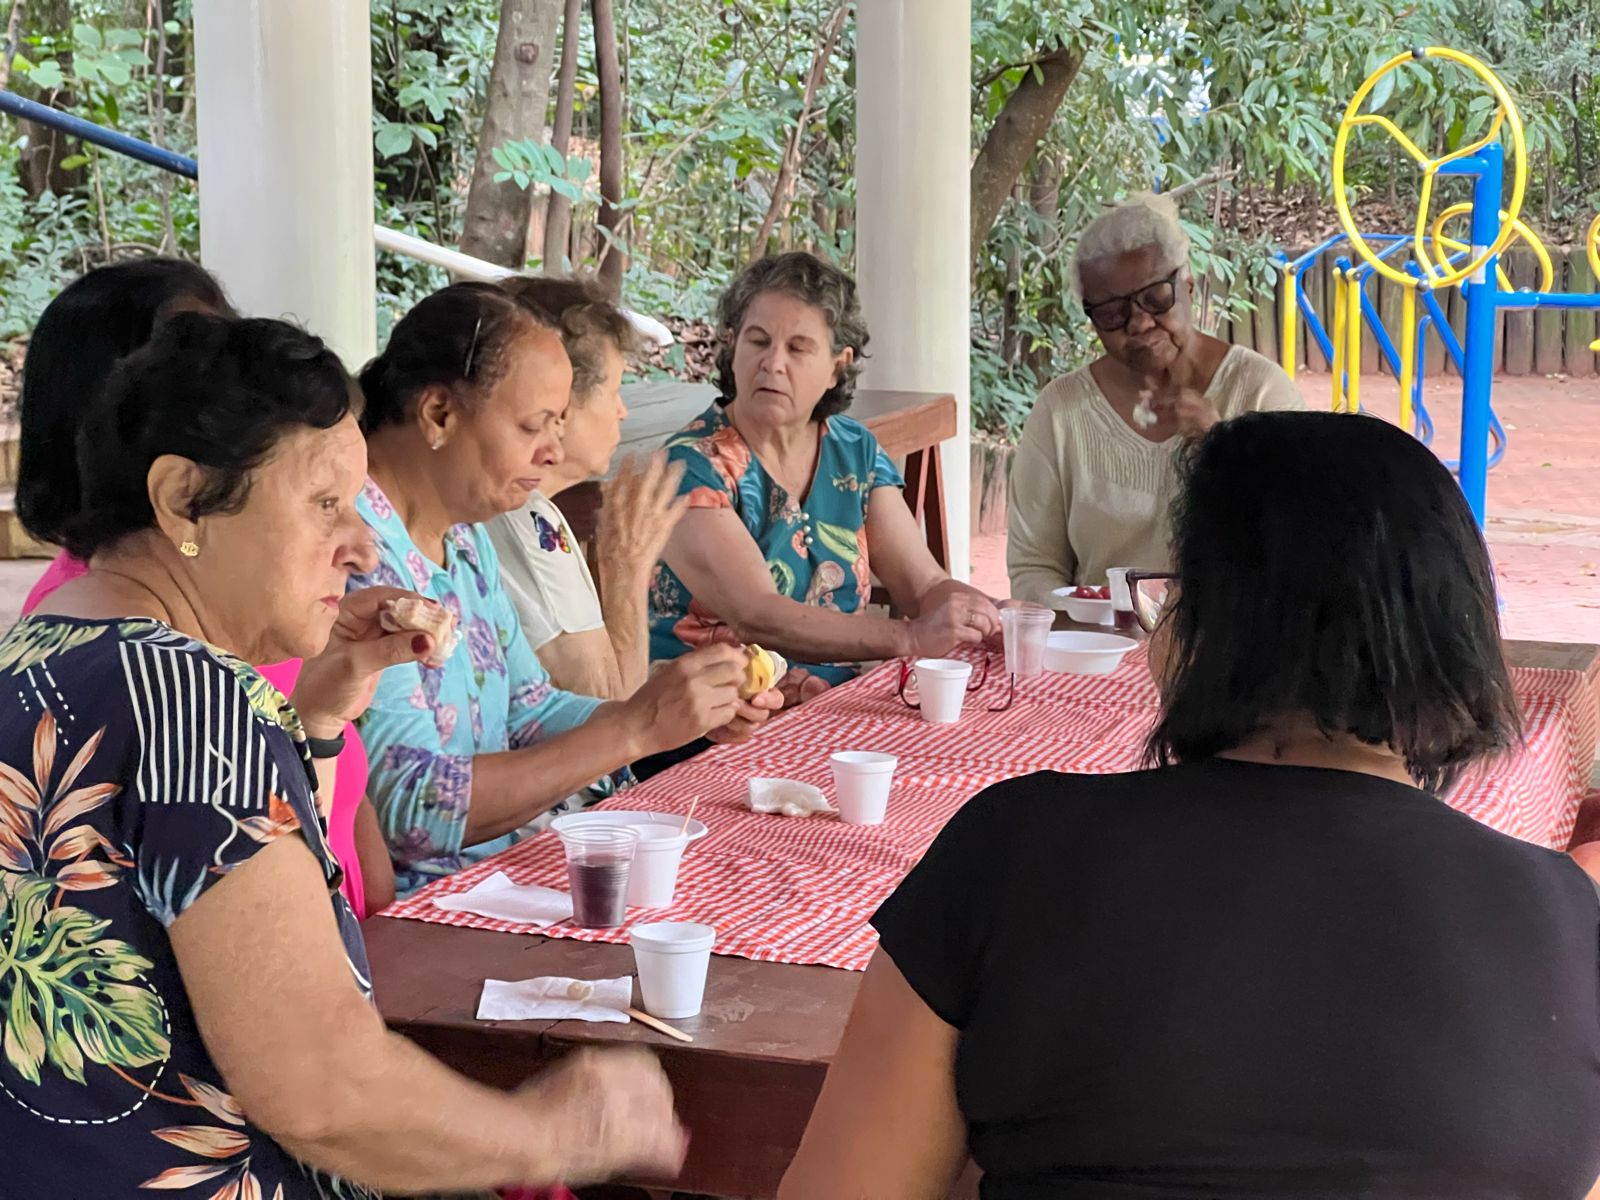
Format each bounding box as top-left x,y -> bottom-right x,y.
305,731 -> 347,760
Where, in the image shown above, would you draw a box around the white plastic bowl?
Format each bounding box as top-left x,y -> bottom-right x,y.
1042,631 -> 1138,675
550,808 -> 710,844
1051,587 -> 1115,625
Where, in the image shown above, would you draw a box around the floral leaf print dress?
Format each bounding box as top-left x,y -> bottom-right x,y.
350,480 -> 623,898
0,615 -> 376,1200
648,405 -> 904,686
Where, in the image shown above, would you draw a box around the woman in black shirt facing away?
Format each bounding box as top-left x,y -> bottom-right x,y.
781,411 -> 1600,1200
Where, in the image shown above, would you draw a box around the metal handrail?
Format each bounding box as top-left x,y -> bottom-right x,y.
0,88 -> 198,177
0,89 -> 672,346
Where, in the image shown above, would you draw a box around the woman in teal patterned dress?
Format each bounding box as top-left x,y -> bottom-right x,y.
0,310 -> 682,1197
651,252 -> 1003,704
350,283 -> 778,896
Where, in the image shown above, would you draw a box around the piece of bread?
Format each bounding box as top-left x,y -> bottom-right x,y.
378,596 -> 460,669
739,644 -> 788,700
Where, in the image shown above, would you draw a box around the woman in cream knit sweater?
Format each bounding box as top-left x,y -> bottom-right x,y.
1007,194 -> 1302,600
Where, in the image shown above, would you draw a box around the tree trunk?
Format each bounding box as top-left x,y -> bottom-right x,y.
1023,155 -> 1061,378
15,0 -> 85,199
0,0 -> 25,89
592,0 -> 625,296
148,0 -> 178,254
969,46 -> 1083,259
1001,182 -> 1023,365
1572,73 -> 1584,214
751,2 -> 847,257
541,0 -> 583,269
460,0 -> 563,269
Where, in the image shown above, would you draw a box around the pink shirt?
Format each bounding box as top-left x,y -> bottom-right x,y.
22,553 -> 375,917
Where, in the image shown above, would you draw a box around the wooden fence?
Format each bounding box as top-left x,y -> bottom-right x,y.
1218,244 -> 1600,379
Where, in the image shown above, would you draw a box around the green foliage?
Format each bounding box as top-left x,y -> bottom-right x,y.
967,0 -> 1600,439
1,0 -> 1596,445
492,139 -> 593,199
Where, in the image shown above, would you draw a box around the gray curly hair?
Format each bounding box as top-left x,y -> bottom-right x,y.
713,251 -> 868,422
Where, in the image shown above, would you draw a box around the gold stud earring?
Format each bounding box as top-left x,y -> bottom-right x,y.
179,540 -> 200,558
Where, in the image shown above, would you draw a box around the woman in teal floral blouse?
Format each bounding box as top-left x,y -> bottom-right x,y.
651,252 -> 1003,702
351,282 -> 778,894
0,309 -> 683,1197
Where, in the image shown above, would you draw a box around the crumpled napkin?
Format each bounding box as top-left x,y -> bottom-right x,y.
477,975 -> 633,1023
748,777 -> 834,818
431,870 -> 573,926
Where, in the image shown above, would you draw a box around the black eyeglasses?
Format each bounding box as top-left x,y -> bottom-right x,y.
1122,571 -> 1177,634
1082,269 -> 1182,332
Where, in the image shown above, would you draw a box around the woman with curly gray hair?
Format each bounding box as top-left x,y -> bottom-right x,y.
649,251 -> 1000,715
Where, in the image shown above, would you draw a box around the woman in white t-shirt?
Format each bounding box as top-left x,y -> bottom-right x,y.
485,276 -> 684,699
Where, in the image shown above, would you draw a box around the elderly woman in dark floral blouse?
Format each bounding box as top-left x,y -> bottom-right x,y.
0,309 -> 683,1197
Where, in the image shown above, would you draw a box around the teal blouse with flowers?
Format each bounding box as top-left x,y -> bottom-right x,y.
351,479 -> 618,897
648,404 -> 904,686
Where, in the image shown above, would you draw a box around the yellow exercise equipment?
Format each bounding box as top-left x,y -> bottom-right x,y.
1589,212 -> 1600,352
1280,271 -> 1298,383
1331,270 -> 1347,411
1332,46 -> 1527,291
1430,202 -> 1554,294
1345,265 -> 1363,414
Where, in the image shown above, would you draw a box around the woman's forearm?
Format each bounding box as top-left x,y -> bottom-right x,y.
463,704 -> 642,845
722,594 -> 915,665
275,1010 -> 584,1192
599,561 -> 652,696
181,838 -> 660,1196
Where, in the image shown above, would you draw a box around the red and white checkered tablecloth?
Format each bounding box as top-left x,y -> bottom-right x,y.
381,648 -> 1599,972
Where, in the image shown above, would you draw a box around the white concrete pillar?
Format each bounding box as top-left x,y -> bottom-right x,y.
855,0 -> 972,580
194,0 -> 377,367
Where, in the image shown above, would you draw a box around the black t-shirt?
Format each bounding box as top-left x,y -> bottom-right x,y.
873,759 -> 1600,1199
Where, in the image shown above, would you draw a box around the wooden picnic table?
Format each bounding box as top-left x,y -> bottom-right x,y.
367,633 -> 1600,1200
553,382 -> 956,572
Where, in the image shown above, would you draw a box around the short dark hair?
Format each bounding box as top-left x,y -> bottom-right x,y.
1145,411 -> 1519,794
17,258 -> 232,546
358,281 -> 549,433
713,251 -> 868,422
499,274 -> 644,401
64,313 -> 355,560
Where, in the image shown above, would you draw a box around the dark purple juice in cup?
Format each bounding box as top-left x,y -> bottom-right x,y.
568,860 -> 632,927
558,825 -> 639,929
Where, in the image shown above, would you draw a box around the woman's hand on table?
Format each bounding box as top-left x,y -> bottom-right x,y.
620,644 -> 746,756
706,688 -> 782,744
909,587 -> 1003,659
774,665 -> 833,710
292,587 -> 438,739
515,1047 -> 687,1185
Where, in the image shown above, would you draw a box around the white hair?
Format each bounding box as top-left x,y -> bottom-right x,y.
1070,192 -> 1192,297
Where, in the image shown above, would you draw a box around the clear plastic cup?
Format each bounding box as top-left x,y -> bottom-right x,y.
630,921 -> 716,1019
1001,606 -> 1054,678
829,751 -> 898,825
558,826 -> 638,928
625,823 -> 690,909
913,658 -> 972,724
